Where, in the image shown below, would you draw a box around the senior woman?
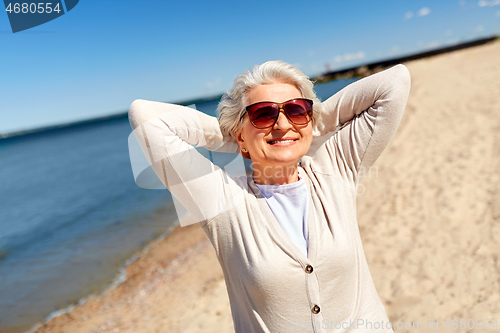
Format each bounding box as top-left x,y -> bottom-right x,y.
128,61 -> 411,332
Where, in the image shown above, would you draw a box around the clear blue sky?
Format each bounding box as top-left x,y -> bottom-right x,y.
1,0 -> 499,134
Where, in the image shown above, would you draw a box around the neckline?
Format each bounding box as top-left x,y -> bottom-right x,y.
254,177 -> 306,195
248,167 -> 316,264
253,175 -> 304,188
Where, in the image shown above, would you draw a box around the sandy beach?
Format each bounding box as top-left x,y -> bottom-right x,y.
22,40 -> 500,333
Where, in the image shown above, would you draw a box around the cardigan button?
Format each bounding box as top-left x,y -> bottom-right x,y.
312,305 -> 321,314
305,265 -> 314,274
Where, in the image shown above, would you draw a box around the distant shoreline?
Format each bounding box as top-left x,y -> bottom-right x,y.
313,35 -> 498,83
1,35 -> 497,140
0,94 -> 223,140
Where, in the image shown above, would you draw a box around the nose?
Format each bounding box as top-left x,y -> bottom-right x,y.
273,108 -> 293,130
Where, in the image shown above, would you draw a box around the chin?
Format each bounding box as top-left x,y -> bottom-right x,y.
271,153 -> 303,165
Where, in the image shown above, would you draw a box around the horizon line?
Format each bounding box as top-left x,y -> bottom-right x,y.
1,34 -> 497,140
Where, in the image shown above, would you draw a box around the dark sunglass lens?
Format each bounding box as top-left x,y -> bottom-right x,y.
285,100 -> 311,124
249,104 -> 279,128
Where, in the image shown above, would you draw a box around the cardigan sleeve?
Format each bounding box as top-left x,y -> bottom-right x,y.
128,100 -> 247,226
311,64 -> 411,184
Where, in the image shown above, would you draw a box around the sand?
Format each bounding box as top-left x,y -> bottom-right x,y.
24,40 -> 500,333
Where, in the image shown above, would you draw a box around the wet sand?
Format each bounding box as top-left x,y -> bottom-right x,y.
20,40 -> 500,333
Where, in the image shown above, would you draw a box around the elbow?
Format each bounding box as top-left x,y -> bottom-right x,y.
128,99 -> 147,129
129,99 -> 146,116
393,64 -> 411,92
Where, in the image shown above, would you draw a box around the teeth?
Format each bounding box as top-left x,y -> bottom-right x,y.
268,139 -> 295,144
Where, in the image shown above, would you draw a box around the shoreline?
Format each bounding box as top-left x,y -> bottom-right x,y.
23,222 -> 179,333
17,212 -> 189,333
23,218 -> 231,333
5,40 -> 500,333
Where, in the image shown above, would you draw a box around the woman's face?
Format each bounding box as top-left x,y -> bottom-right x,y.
237,82 -> 313,170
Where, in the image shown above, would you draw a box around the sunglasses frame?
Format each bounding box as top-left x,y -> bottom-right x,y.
240,98 -> 313,129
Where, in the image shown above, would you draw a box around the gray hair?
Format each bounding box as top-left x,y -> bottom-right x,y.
217,60 -> 322,139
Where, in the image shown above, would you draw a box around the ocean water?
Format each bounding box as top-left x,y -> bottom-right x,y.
0,78 -> 355,332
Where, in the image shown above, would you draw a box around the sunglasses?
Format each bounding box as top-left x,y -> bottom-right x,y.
240,98 -> 313,129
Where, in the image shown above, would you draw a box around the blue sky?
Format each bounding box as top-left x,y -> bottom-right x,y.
1,0 -> 499,134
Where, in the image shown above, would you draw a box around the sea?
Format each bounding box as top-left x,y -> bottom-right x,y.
0,78 -> 356,333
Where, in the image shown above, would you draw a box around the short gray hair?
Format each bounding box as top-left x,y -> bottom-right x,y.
217,60 -> 322,139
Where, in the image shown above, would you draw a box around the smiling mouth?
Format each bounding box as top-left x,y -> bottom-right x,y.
267,139 -> 298,145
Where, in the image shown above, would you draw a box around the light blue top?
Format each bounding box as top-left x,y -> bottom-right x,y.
255,177 -> 309,256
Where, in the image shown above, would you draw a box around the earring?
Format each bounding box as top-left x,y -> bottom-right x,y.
242,148 -> 247,152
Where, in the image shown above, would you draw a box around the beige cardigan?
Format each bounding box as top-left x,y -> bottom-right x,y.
128,64 -> 411,332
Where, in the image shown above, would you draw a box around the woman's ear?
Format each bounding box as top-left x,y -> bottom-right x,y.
236,131 -> 251,159
236,131 -> 244,145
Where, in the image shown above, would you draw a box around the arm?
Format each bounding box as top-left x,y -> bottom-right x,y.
129,100 -> 240,152
128,100 -> 246,226
311,64 -> 411,183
